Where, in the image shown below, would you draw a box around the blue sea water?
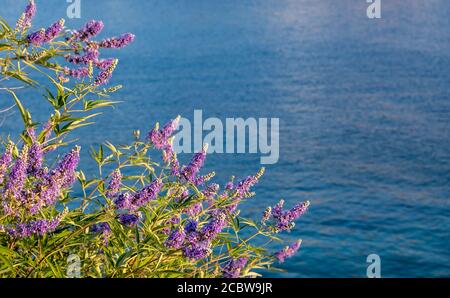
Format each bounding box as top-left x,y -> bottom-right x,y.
1,0 -> 450,277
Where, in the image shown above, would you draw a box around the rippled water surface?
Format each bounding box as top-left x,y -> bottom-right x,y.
1,0 -> 450,277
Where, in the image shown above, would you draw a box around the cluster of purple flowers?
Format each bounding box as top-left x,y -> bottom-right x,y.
275,239 -> 302,263
129,179 -> 163,210
63,66 -> 90,79
105,169 -> 122,199
99,33 -> 135,49
3,145 -> 28,200
0,127 -> 79,236
148,116 -> 181,173
63,19 -> 133,84
17,1 -> 134,86
114,178 -> 163,211
182,240 -> 211,260
213,168 -> 264,215
267,199 -> 310,232
0,143 -> 13,184
25,146 -> 78,214
147,116 -> 216,187
222,257 -> 248,278
200,213 -> 226,241
15,0 -> 36,31
27,19 -> 65,46
202,183 -> 219,199
179,144 -> 208,185
113,178 -> 163,228
182,202 -> 202,217
148,117 -> 180,150
164,211 -> 227,260
0,209 -> 68,239
72,20 -> 104,42
118,213 -> 140,227
91,222 -> 111,245
26,128 -> 44,176
164,228 -> 186,249
93,58 -> 118,86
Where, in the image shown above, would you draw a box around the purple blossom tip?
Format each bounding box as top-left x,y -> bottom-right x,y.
27,28 -> 45,46
182,241 -> 211,260
43,19 -> 65,42
99,33 -> 135,49
0,143 -> 13,183
222,257 -> 248,278
2,209 -> 67,239
106,169 -> 122,199
129,178 -> 163,209
148,116 -> 180,150
76,20 -> 104,41
275,239 -> 302,263
180,144 -> 208,185
118,213 -> 140,227
94,58 -> 118,85
16,0 -> 36,30
164,228 -> 186,249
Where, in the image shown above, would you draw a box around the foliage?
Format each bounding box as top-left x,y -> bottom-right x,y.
0,1 -> 310,278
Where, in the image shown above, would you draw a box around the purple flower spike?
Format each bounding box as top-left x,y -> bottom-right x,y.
94,59 -> 118,85
27,28 -> 45,46
114,192 -> 132,210
106,169 -> 122,199
184,219 -> 198,234
64,66 -> 90,78
222,257 -> 248,278
95,58 -> 115,71
99,33 -> 135,49
32,147 -> 80,211
202,183 -> 219,200
0,144 -> 13,183
164,228 -> 186,249
91,222 -> 111,245
180,144 -> 208,185
91,222 -> 111,234
275,239 -> 302,263
234,168 -> 264,199
129,178 -> 163,209
16,0 -> 36,30
182,241 -> 211,260
43,19 -> 65,42
53,146 -> 80,188
272,201 -> 310,232
148,116 -> 180,149
3,146 -> 28,200
183,202 -> 202,217
200,212 -> 226,241
27,128 -> 43,176
118,213 -> 140,227
184,219 -> 201,244
272,199 -> 284,219
76,20 -> 104,41
65,46 -> 100,66
2,209 -> 67,239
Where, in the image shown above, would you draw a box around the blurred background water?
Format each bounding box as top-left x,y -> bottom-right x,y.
1,0 -> 450,277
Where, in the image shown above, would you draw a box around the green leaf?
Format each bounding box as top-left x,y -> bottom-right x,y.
0,246 -> 18,257
5,89 -> 32,127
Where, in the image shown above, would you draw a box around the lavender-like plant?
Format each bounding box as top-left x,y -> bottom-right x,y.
0,1 -> 310,278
